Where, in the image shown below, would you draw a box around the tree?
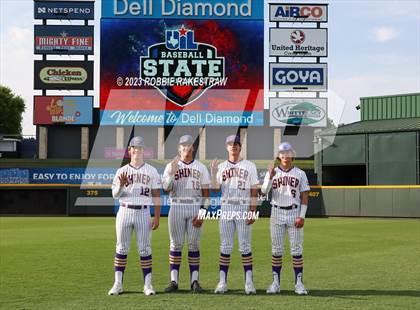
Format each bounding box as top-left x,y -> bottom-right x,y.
0,85 -> 25,135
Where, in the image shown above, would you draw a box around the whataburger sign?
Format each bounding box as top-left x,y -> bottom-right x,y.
270,98 -> 327,127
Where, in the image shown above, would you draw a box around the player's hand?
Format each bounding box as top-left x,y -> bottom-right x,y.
210,158 -> 218,174
151,217 -> 160,230
268,163 -> 276,179
192,215 -> 203,228
294,217 -> 304,228
169,156 -> 180,176
246,211 -> 256,225
118,172 -> 129,187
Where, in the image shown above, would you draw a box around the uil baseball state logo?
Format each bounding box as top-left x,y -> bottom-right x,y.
140,25 -> 226,106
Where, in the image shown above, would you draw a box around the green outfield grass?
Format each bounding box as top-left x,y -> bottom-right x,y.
0,217 -> 419,309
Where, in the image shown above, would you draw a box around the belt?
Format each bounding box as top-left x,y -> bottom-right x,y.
121,204 -> 148,210
273,204 -> 298,210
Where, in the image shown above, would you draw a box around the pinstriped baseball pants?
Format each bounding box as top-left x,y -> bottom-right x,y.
219,205 -> 252,255
168,205 -> 202,251
270,207 -> 303,256
115,206 -> 152,256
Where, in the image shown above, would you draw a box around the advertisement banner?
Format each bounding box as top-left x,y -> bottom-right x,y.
34,25 -> 94,55
34,96 -> 93,125
270,28 -> 327,57
34,61 -> 94,90
34,1 -> 95,20
269,63 -> 327,92
100,18 -> 264,126
269,3 -> 328,22
270,98 -> 327,127
0,168 -> 116,185
104,147 -> 155,159
101,0 -> 263,20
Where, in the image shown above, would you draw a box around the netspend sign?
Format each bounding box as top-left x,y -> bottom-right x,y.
270,28 -> 327,57
34,1 -> 95,20
269,3 -> 328,22
270,98 -> 327,127
269,63 -> 327,92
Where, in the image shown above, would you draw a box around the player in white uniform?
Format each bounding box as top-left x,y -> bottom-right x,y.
261,142 -> 310,295
211,135 -> 259,295
162,135 -> 210,293
108,136 -> 161,296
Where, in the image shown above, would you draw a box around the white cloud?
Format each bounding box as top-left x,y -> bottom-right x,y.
373,26 -> 398,42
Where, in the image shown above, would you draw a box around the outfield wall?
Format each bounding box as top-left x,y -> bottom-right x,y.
1,186 -> 419,218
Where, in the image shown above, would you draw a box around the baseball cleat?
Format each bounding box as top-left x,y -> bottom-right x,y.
245,282 -> 256,295
191,280 -> 204,293
143,284 -> 156,296
108,283 -> 123,296
214,282 -> 228,294
294,282 -> 308,295
164,281 -> 179,293
266,282 -> 281,294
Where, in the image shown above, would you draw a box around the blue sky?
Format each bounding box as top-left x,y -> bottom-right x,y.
1,0 -> 419,135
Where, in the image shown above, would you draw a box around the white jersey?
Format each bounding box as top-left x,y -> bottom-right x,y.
261,166 -> 310,206
112,163 -> 161,206
216,159 -> 259,205
162,159 -> 210,205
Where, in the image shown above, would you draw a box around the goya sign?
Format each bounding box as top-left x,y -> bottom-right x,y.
270,98 -> 327,127
34,25 -> 94,55
269,63 -> 327,91
34,61 -> 94,90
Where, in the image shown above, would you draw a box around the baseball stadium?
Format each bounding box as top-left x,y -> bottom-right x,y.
0,1 -> 419,309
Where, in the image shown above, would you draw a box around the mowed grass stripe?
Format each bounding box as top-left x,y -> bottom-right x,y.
0,217 -> 419,309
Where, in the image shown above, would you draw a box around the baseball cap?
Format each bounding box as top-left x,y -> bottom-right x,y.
225,135 -> 241,145
278,142 -> 294,153
179,134 -> 194,145
129,136 -> 145,148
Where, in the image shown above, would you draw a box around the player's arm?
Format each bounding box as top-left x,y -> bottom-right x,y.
295,191 -> 309,228
193,184 -> 209,228
210,158 -> 220,192
246,185 -> 259,225
246,164 -> 259,225
112,169 -> 127,199
261,164 -> 276,195
151,188 -> 161,230
162,156 -> 179,192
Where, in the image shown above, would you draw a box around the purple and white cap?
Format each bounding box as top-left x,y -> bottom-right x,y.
129,136 -> 145,148
278,142 -> 294,153
179,134 -> 194,145
225,135 -> 241,145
